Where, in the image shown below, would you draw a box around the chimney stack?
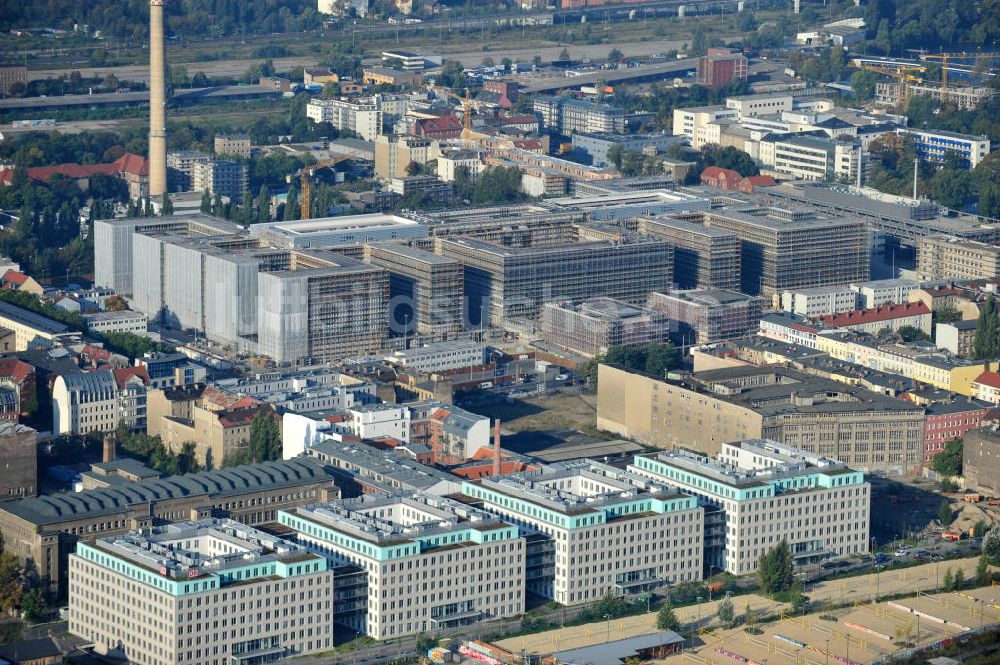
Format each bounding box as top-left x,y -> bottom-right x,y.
493,419 -> 502,477
103,435 -> 116,464
148,0 -> 167,197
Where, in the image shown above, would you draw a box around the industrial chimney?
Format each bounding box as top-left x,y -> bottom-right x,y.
103,435 -> 116,464
492,419 -> 502,477
148,0 -> 167,197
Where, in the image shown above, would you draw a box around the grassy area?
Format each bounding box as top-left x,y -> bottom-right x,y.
467,393 -> 605,439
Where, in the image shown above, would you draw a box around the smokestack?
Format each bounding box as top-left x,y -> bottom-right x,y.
148,0 -> 167,197
103,435 -> 116,464
493,419 -> 502,477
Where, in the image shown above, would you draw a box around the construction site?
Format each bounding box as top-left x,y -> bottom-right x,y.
855,53 -> 999,111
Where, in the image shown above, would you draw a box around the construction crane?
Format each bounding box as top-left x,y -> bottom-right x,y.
919,52 -> 1000,104
292,153 -> 358,220
860,63 -> 926,109
425,84 -> 488,147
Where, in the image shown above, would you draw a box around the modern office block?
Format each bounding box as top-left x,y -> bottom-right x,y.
639,216 -> 741,290
540,298 -> 672,357
533,97 -> 625,135
647,289 -> 764,345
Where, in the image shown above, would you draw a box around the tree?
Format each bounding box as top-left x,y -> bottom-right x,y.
415,633 -> 436,654
255,185 -> 271,224
789,583 -> 808,615
532,55 -> 543,68
200,189 -> 212,214
656,601 -> 680,632
953,568 -> 965,590
0,553 -> 23,615
985,527 -> 1000,564
606,143 -> 625,170
976,556 -> 991,586
942,567 -> 955,591
851,70 -> 879,101
974,296 -> 1000,359
645,342 -> 681,377
896,325 -> 929,342
284,186 -> 300,221
608,48 -> 624,62
931,439 -> 963,477
104,295 -> 129,312
248,409 -> 281,463
744,602 -> 755,627
20,588 -> 47,623
559,47 -> 571,62
160,193 -> 173,216
758,540 -> 794,595
717,595 -> 735,627
939,499 -> 953,526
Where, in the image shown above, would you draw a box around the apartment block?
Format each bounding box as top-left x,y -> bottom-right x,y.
533,97 -> 626,135
852,278 -> 920,309
647,289 -> 764,345
597,364 -> 925,475
279,493 -> 524,639
963,428 -> 1000,496
214,133 -> 252,159
936,319 -> 977,358
374,134 -> 440,180
894,128 -> 991,170
52,369 -> 147,435
701,206 -> 870,297
460,461 -> 703,605
165,150 -> 209,192
923,398 -> 989,462
306,97 -> 383,141
696,50 -> 749,89
69,519 -> 334,665
808,302 -> 932,337
630,440 -> 870,575
540,298 -> 672,358
781,286 -> 858,317
0,421 -> 36,499
0,457 -> 337,595
916,235 -> 1000,281
638,217 -> 741,290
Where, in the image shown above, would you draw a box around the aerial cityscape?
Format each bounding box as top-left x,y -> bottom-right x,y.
0,0 -> 999,664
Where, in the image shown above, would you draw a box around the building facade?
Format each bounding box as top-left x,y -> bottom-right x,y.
540,298 -> 672,358
0,421 -> 36,499
647,289 -> 764,345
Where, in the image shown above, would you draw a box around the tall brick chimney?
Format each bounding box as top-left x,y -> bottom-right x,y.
492,419 -> 502,477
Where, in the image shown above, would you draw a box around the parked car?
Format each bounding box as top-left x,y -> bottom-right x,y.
821,560 -> 850,570
893,548 -> 910,557
873,553 -> 890,565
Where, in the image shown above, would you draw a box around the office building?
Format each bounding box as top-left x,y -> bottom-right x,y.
544,190 -> 710,223
571,132 -> 684,167
963,428 -> 1000,496
363,242 -> 464,340
437,150 -> 485,183
306,97 -> 383,141
701,206 -> 870,297
533,97 -> 625,135
876,81 -> 995,112
597,364 -> 925,475
638,217 -> 741,291
192,159 -> 249,200
409,203 -> 586,244
630,440 -> 870,575
252,214 -> 426,249
696,50 -> 749,90
383,340 -> 486,373
437,228 -> 672,325
0,65 -> 27,96
69,519 -> 334,665
302,438 -> 459,495
83,310 -> 148,335
213,133 -> 252,159
781,286 -> 858,317
894,128 -> 991,169
0,421 -> 36,499
540,298 -> 672,358
460,461 -> 703,605
761,134 -> 861,182
852,278 -> 920,309
647,289 -> 764,345
924,398 -> 989,462
672,105 -> 740,139
916,235 -> 1000,281
0,457 -> 337,595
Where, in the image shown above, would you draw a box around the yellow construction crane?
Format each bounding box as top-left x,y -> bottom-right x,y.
294,153 -> 358,220
861,63 -> 926,108
919,52 -> 1000,104
425,84 -> 487,147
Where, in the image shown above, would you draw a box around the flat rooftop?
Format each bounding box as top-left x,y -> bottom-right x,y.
545,189 -> 710,210
252,214 -> 424,237
0,301 -> 69,335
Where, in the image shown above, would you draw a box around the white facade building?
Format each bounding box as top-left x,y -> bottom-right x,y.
781,286 -> 858,317
851,278 -> 920,309
383,340 -> 487,373
306,97 -> 383,141
83,310 -> 149,335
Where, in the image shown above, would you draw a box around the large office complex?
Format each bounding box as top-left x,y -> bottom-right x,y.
894,128 -> 991,170
533,96 -> 626,135
364,242 -> 464,340
647,289 -> 764,345
0,458 -> 337,595
69,519 -> 334,665
459,461 -> 703,605
638,216 -> 741,291
630,440 -> 870,575
437,227 -> 673,325
252,215 -> 427,249
700,206 -> 870,296
571,132 -> 683,167
540,298 -> 672,358
597,364 -> 924,475
916,235 -> 1000,281
279,493 -> 525,639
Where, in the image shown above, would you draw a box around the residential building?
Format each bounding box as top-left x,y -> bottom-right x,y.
0,357 -> 35,422
386,175 -> 455,206
700,167 -> 744,191
307,97 -> 383,141
280,493 -> 524,639
413,115 -> 464,141
972,371 -> 1000,405
696,50 -> 749,90
540,298 -> 672,358
916,235 -> 1000,281
571,132 -> 684,167
808,302 -> 932,337
417,402 -> 491,464
923,398 -> 989,462
638,217 -> 741,291
597,364 -> 925,475
166,150 -> 210,192
963,428 -> 1000,496
0,270 -> 43,296
0,301 -> 73,351
761,134 -> 861,182
51,369 -> 147,436
630,440 -> 870,575
672,105 -> 739,139
374,134 -> 440,180
935,319 -> 978,357
0,457 -> 337,594
437,150 -> 484,183
69,519 -> 334,664
647,289 -> 764,345
533,97 -> 626,135
460,460 -> 703,605
781,286 -> 858,317
894,128 -> 991,169
0,65 -> 27,96
212,369 -> 375,413
213,133 -> 252,159
192,160 -> 249,200
135,352 -> 206,389
852,278 -> 920,309
83,310 -> 148,335
0,422 -> 36,499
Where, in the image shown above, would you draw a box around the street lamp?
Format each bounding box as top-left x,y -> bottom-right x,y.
604,613 -> 611,643
825,639 -> 830,665
875,564 -> 881,602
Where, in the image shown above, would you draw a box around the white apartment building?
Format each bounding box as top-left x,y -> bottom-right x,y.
851,278 -> 920,309
69,519 -> 334,665
725,94 -> 795,119
52,370 -> 146,435
83,310 -> 149,335
307,97 -> 383,141
762,134 -> 860,182
672,105 -> 739,139
344,404 -> 411,442
383,340 -> 487,373
462,461 -> 703,606
437,150 -> 484,182
279,493 -> 525,640
629,440 -> 870,575
781,286 -> 858,317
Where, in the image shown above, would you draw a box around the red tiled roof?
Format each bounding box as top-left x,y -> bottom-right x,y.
743,175 -> 776,187
811,302 -> 930,328
701,166 -> 741,180
416,115 -> 462,133
112,366 -> 149,389
0,358 -> 33,384
0,153 -> 149,185
112,152 -> 149,177
1,270 -> 29,287
974,371 -> 1000,390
